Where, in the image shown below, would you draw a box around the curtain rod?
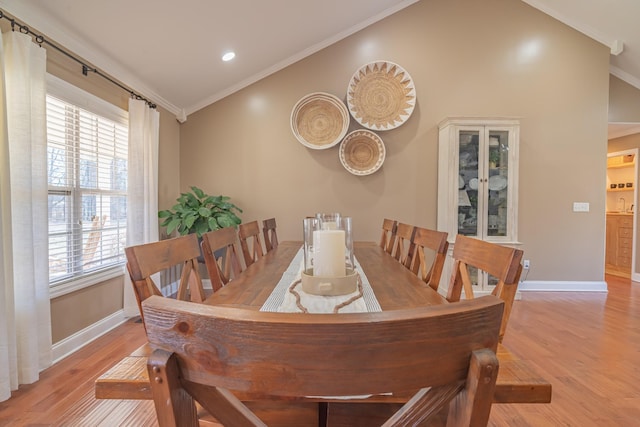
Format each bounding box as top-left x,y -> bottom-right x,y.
0,9 -> 156,109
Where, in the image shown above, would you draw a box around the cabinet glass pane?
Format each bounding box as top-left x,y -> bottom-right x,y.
487,272 -> 499,288
458,131 -> 479,236
462,266 -> 499,292
487,130 -> 509,237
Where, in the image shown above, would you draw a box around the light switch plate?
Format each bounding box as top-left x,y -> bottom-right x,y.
573,202 -> 590,212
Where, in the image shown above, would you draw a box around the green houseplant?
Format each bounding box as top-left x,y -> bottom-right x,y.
158,186 -> 242,237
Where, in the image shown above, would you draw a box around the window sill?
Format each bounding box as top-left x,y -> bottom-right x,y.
49,266 -> 125,299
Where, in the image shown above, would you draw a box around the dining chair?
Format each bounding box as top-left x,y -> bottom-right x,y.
125,234 -> 206,328
379,218 -> 397,254
447,234 -> 524,342
201,227 -> 244,292
238,220 -> 265,267
408,226 -> 449,291
390,222 -> 416,266
262,217 -> 279,252
143,294 -> 504,427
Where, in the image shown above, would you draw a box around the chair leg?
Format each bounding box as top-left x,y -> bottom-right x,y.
446,348 -> 499,427
148,349 -> 199,427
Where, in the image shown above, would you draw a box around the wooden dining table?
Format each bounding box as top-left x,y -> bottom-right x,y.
96,240 -> 551,425
205,241 -> 446,310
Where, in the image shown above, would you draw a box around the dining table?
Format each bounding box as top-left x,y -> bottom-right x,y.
95,240 -> 552,426
205,241 -> 446,311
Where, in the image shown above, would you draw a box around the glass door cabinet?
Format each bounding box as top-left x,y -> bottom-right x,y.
437,118 -> 520,294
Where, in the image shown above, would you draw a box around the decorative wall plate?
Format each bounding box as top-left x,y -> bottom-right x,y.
469,178 -> 478,190
488,175 -> 508,191
346,61 -> 416,131
339,129 -> 386,176
291,92 -> 350,149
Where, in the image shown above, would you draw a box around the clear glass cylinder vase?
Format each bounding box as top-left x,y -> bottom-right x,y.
303,214 -> 354,276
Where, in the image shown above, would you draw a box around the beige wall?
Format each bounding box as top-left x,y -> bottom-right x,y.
50,276 -> 124,342
180,0 -> 609,282
609,75 -> 640,123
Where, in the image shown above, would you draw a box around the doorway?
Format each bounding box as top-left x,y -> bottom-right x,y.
606,144 -> 639,279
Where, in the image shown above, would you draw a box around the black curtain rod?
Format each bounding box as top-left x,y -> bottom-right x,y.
0,9 -> 156,109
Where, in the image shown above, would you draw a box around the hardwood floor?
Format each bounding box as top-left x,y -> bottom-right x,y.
0,275 -> 638,426
490,274 -> 640,426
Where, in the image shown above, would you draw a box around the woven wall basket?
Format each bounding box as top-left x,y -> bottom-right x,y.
291,92 -> 350,149
339,129 -> 386,176
346,61 -> 416,131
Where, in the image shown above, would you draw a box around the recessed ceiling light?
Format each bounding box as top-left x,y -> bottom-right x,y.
222,51 -> 236,62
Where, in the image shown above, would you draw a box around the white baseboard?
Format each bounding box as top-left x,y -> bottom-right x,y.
51,309 -> 128,364
519,280 -> 608,292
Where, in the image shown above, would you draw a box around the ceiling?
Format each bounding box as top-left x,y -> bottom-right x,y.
1,0 -> 640,132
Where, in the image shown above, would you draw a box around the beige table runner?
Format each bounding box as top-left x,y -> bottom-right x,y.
260,247 -> 382,313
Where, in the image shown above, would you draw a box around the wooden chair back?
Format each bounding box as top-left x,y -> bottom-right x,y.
447,234 -> 524,342
200,227 -> 243,292
380,218 -> 397,254
262,217 -> 279,252
409,227 -> 449,291
143,295 -> 504,427
125,234 -> 205,327
391,222 -> 416,266
238,220 -> 265,267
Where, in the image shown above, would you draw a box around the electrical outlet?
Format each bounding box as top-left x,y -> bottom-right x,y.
523,259 -> 530,269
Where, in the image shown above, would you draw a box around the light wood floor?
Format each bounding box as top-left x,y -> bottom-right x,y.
1,275 -> 638,426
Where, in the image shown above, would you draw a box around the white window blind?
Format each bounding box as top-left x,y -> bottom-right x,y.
46,75 -> 128,285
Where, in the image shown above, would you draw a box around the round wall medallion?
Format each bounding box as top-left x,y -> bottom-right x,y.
291,92 -> 350,149
339,129 -> 386,176
346,61 -> 416,131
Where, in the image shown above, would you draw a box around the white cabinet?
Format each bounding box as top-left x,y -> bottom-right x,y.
437,117 -> 520,294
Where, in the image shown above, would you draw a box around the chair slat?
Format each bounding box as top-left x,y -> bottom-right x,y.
238,221 -> 265,267
201,227 -> 243,292
262,218 -> 279,252
408,227 -> 449,290
380,218 -> 397,254
391,223 -> 415,266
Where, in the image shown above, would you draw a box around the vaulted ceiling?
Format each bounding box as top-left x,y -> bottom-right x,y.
1,0 -> 639,129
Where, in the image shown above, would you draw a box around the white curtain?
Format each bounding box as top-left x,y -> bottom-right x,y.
124,98 -> 160,317
0,31 -> 51,402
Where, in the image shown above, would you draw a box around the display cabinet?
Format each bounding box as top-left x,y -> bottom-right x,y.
437,117 -> 520,294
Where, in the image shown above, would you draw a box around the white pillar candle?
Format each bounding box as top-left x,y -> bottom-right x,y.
313,229 -> 345,277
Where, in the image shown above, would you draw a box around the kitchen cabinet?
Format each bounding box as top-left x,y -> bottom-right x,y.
605,213 -> 633,277
437,117 -> 520,294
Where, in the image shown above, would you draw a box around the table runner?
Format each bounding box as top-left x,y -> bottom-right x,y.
260,247 -> 382,313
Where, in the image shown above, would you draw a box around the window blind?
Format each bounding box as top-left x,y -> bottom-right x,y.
46,84 -> 128,285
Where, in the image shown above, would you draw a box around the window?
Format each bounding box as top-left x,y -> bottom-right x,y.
46,75 -> 128,286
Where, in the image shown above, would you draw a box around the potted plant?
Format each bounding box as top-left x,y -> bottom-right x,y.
158,186 -> 242,237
